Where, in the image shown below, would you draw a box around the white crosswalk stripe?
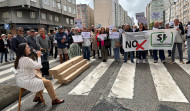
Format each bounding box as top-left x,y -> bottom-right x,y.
148,59 -> 188,103
108,60 -> 136,99
69,59 -> 114,95
0,59 -> 58,83
67,59 -> 190,103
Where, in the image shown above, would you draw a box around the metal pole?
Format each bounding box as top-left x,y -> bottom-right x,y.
168,0 -> 171,22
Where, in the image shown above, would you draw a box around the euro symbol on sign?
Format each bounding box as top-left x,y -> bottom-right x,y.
157,34 -> 167,43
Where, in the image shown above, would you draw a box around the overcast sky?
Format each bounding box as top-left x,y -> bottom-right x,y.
76,0 -> 152,25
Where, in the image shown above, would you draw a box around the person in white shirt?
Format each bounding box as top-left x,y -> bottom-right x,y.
14,43 -> 64,105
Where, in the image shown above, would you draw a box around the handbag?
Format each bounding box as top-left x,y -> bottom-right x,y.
115,41 -> 121,48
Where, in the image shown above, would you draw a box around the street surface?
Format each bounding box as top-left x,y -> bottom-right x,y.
1,54 -> 190,111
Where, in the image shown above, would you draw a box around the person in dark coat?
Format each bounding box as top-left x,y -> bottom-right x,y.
12,27 -> 26,53
26,29 -> 38,51
0,34 -> 9,63
7,34 -> 15,61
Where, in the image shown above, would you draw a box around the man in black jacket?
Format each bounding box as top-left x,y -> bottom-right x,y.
12,27 -> 26,53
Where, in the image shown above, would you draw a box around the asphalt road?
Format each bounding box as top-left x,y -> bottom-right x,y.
1,54 -> 190,111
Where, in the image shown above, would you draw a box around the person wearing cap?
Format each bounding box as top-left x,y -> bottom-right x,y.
26,29 -> 38,51
55,26 -> 68,63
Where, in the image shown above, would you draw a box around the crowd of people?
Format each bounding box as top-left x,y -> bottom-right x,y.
0,18 -> 190,65
0,18 -> 189,105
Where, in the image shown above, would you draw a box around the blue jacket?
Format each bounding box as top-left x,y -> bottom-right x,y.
55,32 -> 68,48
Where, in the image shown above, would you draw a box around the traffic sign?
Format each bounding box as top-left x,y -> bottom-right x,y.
4,24 -> 10,29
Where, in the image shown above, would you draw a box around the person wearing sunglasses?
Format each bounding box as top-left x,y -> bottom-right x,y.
12,27 -> 26,53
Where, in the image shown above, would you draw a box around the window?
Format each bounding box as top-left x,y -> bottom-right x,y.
0,0 -> 5,2
55,16 -> 59,22
2,12 -> 9,18
30,12 -> 35,18
66,18 -> 69,24
17,11 -> 22,18
53,0 -> 56,7
44,0 -> 50,5
72,0 -> 75,4
49,15 -> 53,21
41,13 -> 46,19
64,5 -> 67,11
73,9 -> 76,14
57,3 -> 61,9
68,0 -> 71,2
70,19 -> 73,25
69,7 -> 72,13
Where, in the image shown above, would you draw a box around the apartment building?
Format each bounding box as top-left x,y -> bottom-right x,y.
76,4 -> 94,29
0,0 -> 76,35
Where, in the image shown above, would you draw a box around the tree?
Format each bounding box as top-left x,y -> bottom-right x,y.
149,22 -> 154,30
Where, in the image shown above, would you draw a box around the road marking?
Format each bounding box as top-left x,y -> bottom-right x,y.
0,70 -> 12,76
3,94 -> 34,111
0,59 -> 57,83
148,59 -> 188,103
0,63 -> 14,70
108,60 -> 136,99
176,59 -> 190,76
69,59 -> 114,95
0,74 -> 15,83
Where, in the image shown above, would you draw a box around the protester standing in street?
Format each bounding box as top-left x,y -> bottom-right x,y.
153,22 -> 166,63
0,34 -> 9,63
12,27 -> 26,53
82,27 -> 91,60
7,34 -> 15,61
55,26 -> 68,63
170,19 -> 185,64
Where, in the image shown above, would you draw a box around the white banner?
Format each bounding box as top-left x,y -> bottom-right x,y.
81,32 -> 91,38
110,32 -> 119,39
147,29 -> 177,50
151,12 -> 162,19
98,34 -> 107,40
122,29 -> 177,52
72,35 -> 83,43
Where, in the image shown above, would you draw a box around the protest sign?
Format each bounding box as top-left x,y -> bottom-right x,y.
72,35 -> 83,43
81,32 -> 91,38
147,29 -> 177,50
98,34 -> 107,40
136,12 -> 145,19
122,32 -> 149,52
151,12 -> 162,19
122,29 -> 177,51
110,32 -> 120,39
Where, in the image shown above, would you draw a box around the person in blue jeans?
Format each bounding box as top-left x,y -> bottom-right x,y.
153,22 -> 166,63
111,28 -> 120,62
122,24 -> 134,63
0,34 -> 9,63
82,27 -> 91,60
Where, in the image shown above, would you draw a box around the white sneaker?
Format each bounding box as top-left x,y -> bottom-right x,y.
143,59 -> 146,64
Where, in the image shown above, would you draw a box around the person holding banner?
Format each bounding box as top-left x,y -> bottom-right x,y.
81,27 -> 91,60
111,28 -> 120,62
98,27 -> 108,62
68,28 -> 82,59
136,23 -> 147,63
123,24 -> 134,63
170,19 -> 185,64
153,22 -> 166,63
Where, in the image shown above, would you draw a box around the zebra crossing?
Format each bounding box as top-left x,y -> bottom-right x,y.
68,58 -> 190,104
1,58 -> 190,104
